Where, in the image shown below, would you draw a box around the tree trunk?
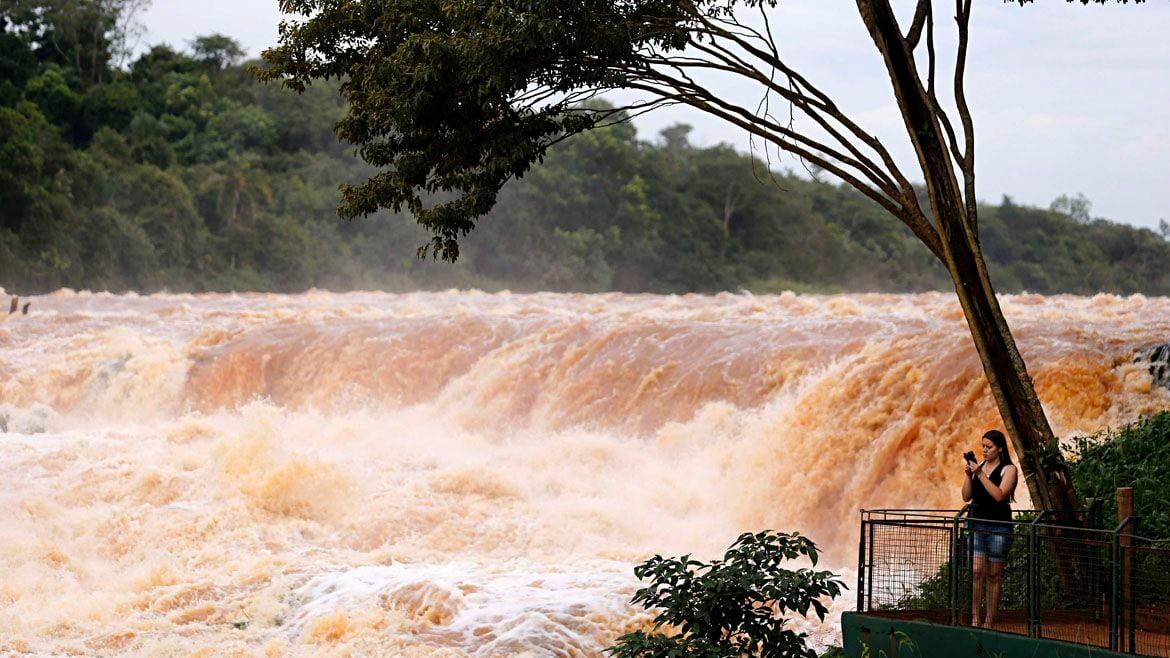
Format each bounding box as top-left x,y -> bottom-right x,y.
938,199 -> 1080,514
857,0 -> 1079,515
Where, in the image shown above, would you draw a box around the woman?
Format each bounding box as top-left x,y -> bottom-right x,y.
961,429 -> 1018,628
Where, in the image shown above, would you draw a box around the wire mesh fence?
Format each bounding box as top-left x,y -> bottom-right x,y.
1128,539 -> 1170,656
857,509 -> 1170,657
863,519 -> 954,612
1032,524 -> 1116,647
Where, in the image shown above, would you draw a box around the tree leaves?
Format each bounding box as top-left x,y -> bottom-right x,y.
258,0 -> 724,261
608,530 -> 845,658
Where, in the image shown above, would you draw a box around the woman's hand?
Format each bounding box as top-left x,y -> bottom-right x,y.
964,460 -> 980,476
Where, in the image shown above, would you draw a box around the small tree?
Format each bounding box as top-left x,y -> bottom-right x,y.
1049,193 -> 1093,224
190,34 -> 245,70
609,531 -> 844,658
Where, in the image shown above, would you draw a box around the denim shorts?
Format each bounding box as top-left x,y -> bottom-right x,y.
967,521 -> 1014,563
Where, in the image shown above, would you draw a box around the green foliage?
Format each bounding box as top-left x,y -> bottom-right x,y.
1070,412 -> 1170,613
0,103 -> 49,228
2,5 -> 1170,296
197,105 -> 278,161
608,531 -> 844,658
1068,411 -> 1170,540
0,99 -> 80,281
190,34 -> 245,70
24,65 -> 81,131
125,112 -> 175,167
159,71 -> 216,129
79,80 -> 140,138
130,45 -> 196,84
116,163 -> 205,268
257,0 -> 703,260
1,0 -> 148,85
258,0 -> 1149,272
0,29 -> 37,106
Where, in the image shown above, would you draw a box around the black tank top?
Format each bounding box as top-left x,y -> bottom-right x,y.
971,462 -> 1012,522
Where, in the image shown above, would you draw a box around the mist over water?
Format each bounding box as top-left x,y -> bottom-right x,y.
2,289 -> 1168,656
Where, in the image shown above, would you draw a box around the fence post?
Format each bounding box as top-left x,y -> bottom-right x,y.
1111,518 -> 1132,652
951,505 -> 971,627
949,513 -> 959,626
867,520 -> 875,611
1027,522 -> 1036,636
1128,531 -> 1136,655
858,510 -> 867,612
1116,488 -> 1134,653
1028,511 -> 1046,638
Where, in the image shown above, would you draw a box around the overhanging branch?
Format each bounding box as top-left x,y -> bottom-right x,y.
649,43 -> 902,197
685,10 -> 925,213
621,74 -> 946,261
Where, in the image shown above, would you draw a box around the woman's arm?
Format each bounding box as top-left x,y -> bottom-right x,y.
974,464 -> 1018,502
961,461 -> 975,501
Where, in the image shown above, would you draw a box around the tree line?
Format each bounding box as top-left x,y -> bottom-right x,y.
1,5 -> 1168,296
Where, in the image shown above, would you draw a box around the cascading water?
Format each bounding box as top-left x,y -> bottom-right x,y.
2,288 -> 1167,656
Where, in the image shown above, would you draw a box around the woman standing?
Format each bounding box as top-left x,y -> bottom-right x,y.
961,429 -> 1018,628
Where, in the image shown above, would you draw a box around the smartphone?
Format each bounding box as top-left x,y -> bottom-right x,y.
964,451 -> 977,464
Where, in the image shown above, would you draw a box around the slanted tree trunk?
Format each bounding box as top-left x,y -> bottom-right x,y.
857,0 -> 1078,514
937,210 -> 1081,513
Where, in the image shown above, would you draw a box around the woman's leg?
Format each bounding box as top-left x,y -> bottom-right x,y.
985,560 -> 1005,628
971,553 -> 987,627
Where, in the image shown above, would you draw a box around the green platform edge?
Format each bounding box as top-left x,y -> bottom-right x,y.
842,612 -> 1132,658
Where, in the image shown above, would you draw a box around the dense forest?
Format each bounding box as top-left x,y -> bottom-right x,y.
2,2 -> 1169,296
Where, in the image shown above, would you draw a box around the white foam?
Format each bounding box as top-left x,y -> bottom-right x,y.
286,561 -> 644,656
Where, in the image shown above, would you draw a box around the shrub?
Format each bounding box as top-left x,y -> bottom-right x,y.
608,531 -> 844,658
1068,411 -> 1170,540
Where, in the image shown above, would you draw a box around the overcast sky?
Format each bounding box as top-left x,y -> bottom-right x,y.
138,1 -> 1170,231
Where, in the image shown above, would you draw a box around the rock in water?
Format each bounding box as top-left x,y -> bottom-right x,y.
1134,344 -> 1170,390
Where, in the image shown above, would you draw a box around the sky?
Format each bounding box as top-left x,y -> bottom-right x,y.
137,1 -> 1170,231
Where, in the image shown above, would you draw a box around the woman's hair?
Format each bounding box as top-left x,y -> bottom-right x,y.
982,429 -> 1013,465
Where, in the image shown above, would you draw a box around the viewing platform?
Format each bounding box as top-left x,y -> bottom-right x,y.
843,507 -> 1170,658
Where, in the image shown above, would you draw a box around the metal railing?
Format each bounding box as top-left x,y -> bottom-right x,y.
857,508 -> 1170,656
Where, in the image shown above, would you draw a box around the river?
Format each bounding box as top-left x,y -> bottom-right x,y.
1,289 -> 1167,656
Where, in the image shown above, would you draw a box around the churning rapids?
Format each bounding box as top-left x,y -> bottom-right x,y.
2,289 -> 1168,656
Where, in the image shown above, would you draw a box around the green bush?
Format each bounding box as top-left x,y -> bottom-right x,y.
6,8 -> 1170,295
608,531 -> 844,658
1069,411 -> 1170,540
